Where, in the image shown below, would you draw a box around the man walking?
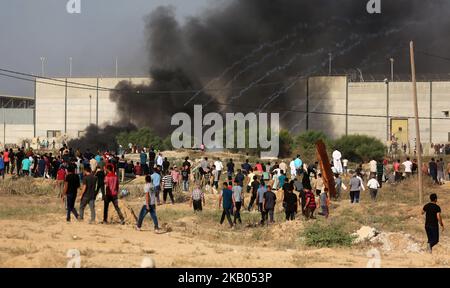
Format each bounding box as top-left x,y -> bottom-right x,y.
79,167 -> 97,223
191,183 -> 205,212
262,185 -> 276,225
422,194 -> 444,253
151,168 -> 162,205
63,166 -> 80,222
232,181 -> 243,224
162,171 -> 175,205
219,182 -> 234,228
349,173 -> 364,204
136,175 -> 160,231
103,166 -> 125,225
429,158 -> 438,184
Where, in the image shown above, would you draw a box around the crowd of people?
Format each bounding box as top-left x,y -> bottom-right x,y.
0,145 -> 445,253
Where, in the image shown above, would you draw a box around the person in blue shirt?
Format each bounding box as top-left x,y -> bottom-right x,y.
278,171 -> 287,190
140,150 -> 149,175
0,152 -> 4,180
294,155 -> 303,176
151,167 -> 161,205
219,182 -> 235,228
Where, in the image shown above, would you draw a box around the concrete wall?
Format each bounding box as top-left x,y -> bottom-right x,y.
0,109 -> 34,145
348,82 -> 387,140
302,77 -> 450,145
308,76 -> 347,138
431,82 -> 450,143
35,77 -> 151,139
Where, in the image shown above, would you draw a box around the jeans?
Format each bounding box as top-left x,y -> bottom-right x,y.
305,206 -> 315,219
66,193 -> 79,221
136,205 -> 159,229
265,208 -> 274,223
154,185 -> 161,204
425,225 -> 439,250
182,180 -> 189,191
163,188 -> 174,204
369,188 -> 378,200
103,195 -> 125,223
96,184 -> 105,199
234,202 -> 242,224
193,200 -> 202,211
79,196 -> 95,222
248,192 -> 257,211
220,207 -> 233,227
350,190 -> 360,203
285,210 -> 295,221
119,168 -> 125,182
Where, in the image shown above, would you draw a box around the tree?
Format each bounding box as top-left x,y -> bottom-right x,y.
333,134 -> 385,162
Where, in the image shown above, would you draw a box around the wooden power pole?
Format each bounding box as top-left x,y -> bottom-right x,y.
410,41 -> 423,205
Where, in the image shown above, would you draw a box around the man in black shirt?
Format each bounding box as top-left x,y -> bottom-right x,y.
162,157 -> 170,174
149,147 -> 156,174
227,159 -> 235,178
79,167 -> 97,223
95,167 -> 106,199
234,169 -> 245,187
64,166 -> 80,222
247,176 -> 259,211
422,193 -> 444,253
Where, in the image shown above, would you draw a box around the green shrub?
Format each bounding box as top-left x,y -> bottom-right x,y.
333,134 -> 385,162
293,130 -> 332,162
302,222 -> 355,248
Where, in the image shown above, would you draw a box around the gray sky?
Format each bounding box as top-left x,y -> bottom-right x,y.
0,0 -> 212,96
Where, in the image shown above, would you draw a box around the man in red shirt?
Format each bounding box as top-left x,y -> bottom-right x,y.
134,162 -> 142,176
103,166 -> 125,225
3,150 -> 9,174
394,159 -> 401,182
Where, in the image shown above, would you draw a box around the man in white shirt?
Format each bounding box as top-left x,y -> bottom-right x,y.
367,176 -> 380,201
342,159 -> 349,174
214,158 -> 223,181
156,153 -> 163,167
369,159 -> 377,176
402,157 -> 413,178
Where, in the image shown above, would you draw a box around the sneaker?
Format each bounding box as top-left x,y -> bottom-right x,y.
135,226 -> 142,231
120,220 -> 126,225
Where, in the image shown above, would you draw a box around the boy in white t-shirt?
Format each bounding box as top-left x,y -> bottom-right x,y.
136,175 -> 160,232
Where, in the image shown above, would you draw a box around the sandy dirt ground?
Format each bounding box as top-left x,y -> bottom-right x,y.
0,179 -> 449,268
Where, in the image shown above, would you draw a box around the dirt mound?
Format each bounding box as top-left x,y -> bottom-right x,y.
1,251 -> 66,268
370,232 -> 423,253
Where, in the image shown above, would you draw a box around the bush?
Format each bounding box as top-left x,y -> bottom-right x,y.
279,129 -> 294,158
302,222 -> 355,248
293,130 -> 331,162
333,134 -> 385,162
116,127 -> 163,150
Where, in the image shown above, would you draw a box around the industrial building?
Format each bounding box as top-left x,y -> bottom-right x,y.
0,76 -> 449,152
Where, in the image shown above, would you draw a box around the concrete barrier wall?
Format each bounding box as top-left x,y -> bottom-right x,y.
308,76 -> 347,138
35,77 -> 151,139
348,82 -> 386,140
0,124 -> 34,145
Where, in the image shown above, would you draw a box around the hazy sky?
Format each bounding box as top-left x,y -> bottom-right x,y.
0,0 -> 213,96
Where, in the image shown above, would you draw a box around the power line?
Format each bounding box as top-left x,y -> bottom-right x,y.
1,67 -> 450,121
0,67 -> 304,94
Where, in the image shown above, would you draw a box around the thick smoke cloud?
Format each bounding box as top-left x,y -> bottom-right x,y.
74,0 -> 450,150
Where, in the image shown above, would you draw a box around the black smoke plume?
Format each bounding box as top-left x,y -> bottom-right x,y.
75,0 -> 450,149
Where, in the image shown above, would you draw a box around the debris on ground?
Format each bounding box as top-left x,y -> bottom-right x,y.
352,226 -> 379,243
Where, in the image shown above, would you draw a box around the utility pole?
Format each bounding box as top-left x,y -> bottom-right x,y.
40,57 -> 46,76
69,57 -> 73,77
390,58 -> 394,82
328,53 -> 332,75
410,41 -> 423,205
89,95 -> 92,125
115,57 -> 118,78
